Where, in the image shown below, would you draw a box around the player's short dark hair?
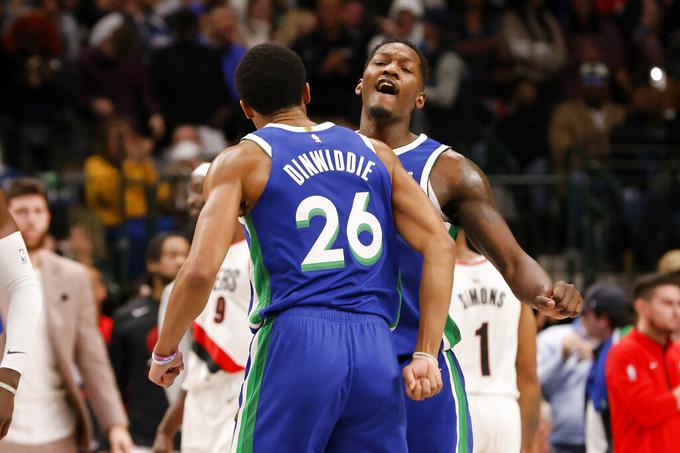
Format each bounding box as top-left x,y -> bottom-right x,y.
5,178 -> 48,204
634,272 -> 680,301
145,231 -> 186,264
235,43 -> 307,116
365,38 -> 430,87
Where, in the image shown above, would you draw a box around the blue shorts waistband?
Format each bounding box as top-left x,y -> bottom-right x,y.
274,307 -> 387,324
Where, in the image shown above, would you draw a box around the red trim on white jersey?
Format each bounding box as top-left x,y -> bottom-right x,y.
192,322 -> 245,373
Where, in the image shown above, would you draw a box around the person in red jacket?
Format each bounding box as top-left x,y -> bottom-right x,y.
606,273 -> 680,453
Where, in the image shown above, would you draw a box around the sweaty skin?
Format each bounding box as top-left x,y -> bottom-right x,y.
357,42 -> 583,319
150,83 -> 455,401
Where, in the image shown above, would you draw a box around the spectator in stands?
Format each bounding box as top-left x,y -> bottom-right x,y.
84,118 -> 169,279
2,10 -> 69,172
109,232 -> 189,450
151,8 -> 230,134
367,0 -> 425,53
239,0 -> 274,49
87,266 -> 115,343
274,8 -> 317,47
452,0 -> 502,96
76,14 -> 165,138
606,273 -> 680,453
549,62 -> 626,171
582,283 -> 633,453
0,178 -> 132,453
500,0 -> 567,84
537,305 -> 598,453
292,0 -> 365,123
561,0 -> 631,100
119,0 -> 173,51
40,0 -> 84,60
421,9 -> 469,148
204,5 -> 246,103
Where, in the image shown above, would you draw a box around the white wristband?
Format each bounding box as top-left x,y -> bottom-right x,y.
152,350 -> 178,366
0,381 -> 17,396
412,351 -> 439,366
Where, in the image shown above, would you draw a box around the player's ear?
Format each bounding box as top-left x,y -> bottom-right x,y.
240,100 -> 254,119
415,91 -> 426,110
302,82 -> 311,105
355,79 -> 363,96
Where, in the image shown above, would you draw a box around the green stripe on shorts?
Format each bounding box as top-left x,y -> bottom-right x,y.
235,320 -> 274,453
445,349 -> 471,453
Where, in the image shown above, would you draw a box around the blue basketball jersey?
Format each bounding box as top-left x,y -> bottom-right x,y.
392,134 -> 462,357
240,122 -> 401,330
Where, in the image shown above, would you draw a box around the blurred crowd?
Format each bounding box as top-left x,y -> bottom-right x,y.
1,0 -> 680,450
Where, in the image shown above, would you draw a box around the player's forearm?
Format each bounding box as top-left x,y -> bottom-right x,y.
0,232 -> 43,375
415,239 -> 456,356
503,253 -> 552,310
518,372 -> 541,451
154,265 -> 214,355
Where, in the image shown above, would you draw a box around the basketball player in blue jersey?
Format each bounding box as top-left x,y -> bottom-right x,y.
149,43 -> 457,453
356,39 -> 584,453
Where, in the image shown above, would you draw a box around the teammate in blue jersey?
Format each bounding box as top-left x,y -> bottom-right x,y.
149,43 -> 457,453
356,39 -> 584,453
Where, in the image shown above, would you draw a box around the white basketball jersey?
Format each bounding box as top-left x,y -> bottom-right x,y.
451,256 -> 520,398
182,239 -> 252,392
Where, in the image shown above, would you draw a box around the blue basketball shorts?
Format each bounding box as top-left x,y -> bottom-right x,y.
231,308 -> 408,453
399,350 -> 474,453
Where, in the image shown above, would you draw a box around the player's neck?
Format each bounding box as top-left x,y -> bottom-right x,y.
260,109 -> 315,129
358,116 -> 418,150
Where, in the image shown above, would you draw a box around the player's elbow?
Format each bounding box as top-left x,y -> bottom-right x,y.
182,265 -> 216,290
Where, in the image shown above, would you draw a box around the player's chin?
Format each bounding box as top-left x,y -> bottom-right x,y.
367,103 -> 395,120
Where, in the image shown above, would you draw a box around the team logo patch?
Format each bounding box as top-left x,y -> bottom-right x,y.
310,133 -> 322,143
626,364 -> 637,382
18,247 -> 27,264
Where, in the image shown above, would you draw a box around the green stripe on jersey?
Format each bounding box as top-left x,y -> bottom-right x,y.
389,271 -> 403,331
236,320 -> 274,453
448,224 -> 459,240
443,315 -> 462,349
244,214 -> 271,326
446,349 -> 471,453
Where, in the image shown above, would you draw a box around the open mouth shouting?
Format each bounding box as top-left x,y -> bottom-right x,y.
375,78 -> 399,95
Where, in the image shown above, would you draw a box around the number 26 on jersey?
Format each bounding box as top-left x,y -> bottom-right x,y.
296,192 -> 383,272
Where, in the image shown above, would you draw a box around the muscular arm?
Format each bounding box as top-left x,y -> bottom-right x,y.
372,139 -> 455,357
516,304 -> 541,452
431,152 -> 581,319
154,145 -> 257,356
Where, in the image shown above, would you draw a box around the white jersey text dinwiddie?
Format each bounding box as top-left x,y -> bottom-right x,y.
451,256 -> 521,398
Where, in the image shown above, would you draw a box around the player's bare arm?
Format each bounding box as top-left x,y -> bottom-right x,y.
373,138 -> 455,401
516,304 -> 541,453
152,389 -> 186,453
430,151 -> 582,319
149,141 -> 268,387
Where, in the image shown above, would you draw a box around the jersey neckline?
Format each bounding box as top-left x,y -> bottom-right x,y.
456,256 -> 488,266
264,121 -> 335,133
393,134 -> 428,155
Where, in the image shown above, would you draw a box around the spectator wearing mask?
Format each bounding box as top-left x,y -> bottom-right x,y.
549,62 -> 626,172
76,14 -> 165,138
606,273 -> 680,453
109,232 -> 189,450
581,283 -> 633,453
0,178 -> 132,453
537,301 -> 598,453
292,0 -> 366,123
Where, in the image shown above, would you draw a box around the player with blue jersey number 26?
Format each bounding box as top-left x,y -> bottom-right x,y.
149,43 -> 456,453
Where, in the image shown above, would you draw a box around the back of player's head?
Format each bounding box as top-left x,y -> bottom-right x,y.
365,38 -> 430,87
235,43 -> 307,116
5,177 -> 48,204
